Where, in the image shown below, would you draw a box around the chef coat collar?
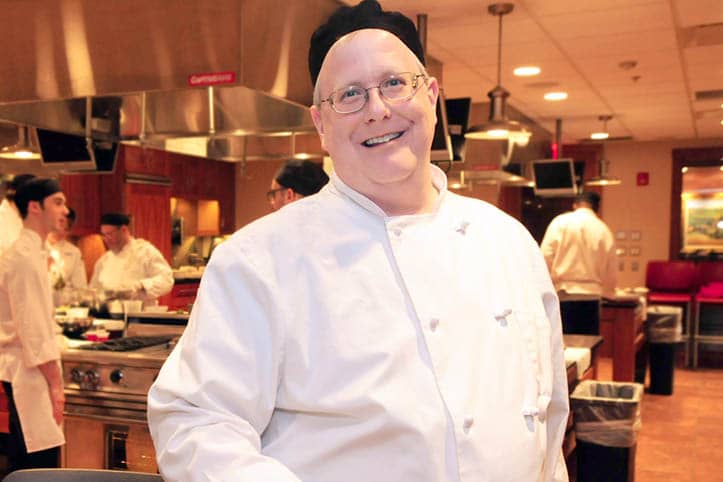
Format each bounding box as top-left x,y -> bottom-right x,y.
20,227 -> 45,251
329,164 -> 448,218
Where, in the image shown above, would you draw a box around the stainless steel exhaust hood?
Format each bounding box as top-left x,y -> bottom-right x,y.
0,0 -> 340,165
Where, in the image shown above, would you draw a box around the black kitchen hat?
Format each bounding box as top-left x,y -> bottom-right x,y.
100,212 -> 130,226
275,160 -> 329,196
14,177 -> 62,218
5,173 -> 36,201
308,0 -> 425,86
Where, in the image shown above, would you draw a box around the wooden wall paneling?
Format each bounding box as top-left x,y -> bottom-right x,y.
217,162 -> 236,233
59,174 -> 102,236
123,182 -> 172,263
122,145 -> 169,177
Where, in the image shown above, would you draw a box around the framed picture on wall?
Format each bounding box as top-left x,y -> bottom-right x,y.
682,197 -> 723,250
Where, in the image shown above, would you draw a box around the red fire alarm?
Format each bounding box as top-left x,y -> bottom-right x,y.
636,172 -> 649,186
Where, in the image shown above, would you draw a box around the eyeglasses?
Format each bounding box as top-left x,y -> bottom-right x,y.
266,187 -> 286,202
320,72 -> 427,114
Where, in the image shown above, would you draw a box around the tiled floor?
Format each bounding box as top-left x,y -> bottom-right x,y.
596,357 -> 723,482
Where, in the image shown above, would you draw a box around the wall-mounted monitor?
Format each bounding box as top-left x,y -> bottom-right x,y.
532,158 -> 578,197
38,128 -> 118,174
430,89 -> 453,162
445,97 -> 471,161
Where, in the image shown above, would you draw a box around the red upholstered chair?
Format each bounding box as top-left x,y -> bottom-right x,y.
0,383 -> 8,433
692,261 -> 723,367
645,260 -> 698,365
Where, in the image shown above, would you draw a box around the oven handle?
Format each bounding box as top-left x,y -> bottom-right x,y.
64,410 -> 147,424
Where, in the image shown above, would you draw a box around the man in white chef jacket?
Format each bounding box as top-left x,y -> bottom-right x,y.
89,212 -> 173,307
0,174 -> 35,256
47,207 -> 88,306
148,1 -> 570,481
540,191 -> 617,335
0,178 -> 68,471
267,159 -> 329,211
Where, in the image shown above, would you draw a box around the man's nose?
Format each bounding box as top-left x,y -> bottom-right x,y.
364,88 -> 391,122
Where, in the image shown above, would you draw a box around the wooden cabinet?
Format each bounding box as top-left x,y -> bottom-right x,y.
124,181 -> 172,262
59,174 -> 103,237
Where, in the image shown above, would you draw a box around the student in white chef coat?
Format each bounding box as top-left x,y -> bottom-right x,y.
267,159 -> 329,211
0,178 -> 68,471
89,212 -> 173,307
540,191 -> 617,335
148,1 -> 569,481
0,174 -> 35,256
47,207 -> 88,306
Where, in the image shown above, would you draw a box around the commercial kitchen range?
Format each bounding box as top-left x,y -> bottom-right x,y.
61,312 -> 187,473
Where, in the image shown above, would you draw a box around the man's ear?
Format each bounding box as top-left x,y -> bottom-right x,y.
27,200 -> 42,215
310,105 -> 327,152
425,77 -> 440,125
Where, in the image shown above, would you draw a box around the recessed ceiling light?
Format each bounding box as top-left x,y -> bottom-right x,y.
720,119 -> 723,125
514,66 -> 541,77
544,92 -> 568,101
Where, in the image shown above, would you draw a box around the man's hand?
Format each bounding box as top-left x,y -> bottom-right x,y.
49,384 -> 65,425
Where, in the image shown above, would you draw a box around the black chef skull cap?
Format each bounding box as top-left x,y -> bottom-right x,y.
14,177 -> 62,218
5,173 -> 36,201
576,191 -> 601,212
100,212 -> 130,226
275,159 -> 329,196
308,0 -> 425,87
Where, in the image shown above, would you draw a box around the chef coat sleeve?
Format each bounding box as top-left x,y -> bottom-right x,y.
69,247 -> 88,289
88,254 -> 105,292
137,241 -> 174,298
8,256 -> 61,368
600,228 -> 618,299
529,236 -> 570,482
539,216 -> 560,272
147,240 -> 301,482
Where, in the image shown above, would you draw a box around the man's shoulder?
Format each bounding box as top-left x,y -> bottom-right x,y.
445,192 -> 531,235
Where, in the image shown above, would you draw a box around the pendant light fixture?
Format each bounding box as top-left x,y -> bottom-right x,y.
465,3 -> 531,146
590,115 -> 612,140
0,125 -> 41,160
585,159 -> 621,186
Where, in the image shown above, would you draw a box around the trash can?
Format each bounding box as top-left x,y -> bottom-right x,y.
571,380 -> 643,482
646,305 -> 683,395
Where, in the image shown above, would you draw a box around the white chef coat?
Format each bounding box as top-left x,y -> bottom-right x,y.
89,238 -> 173,305
0,228 -> 65,452
540,207 -> 617,298
47,238 -> 88,292
0,198 -> 23,256
148,165 -> 569,482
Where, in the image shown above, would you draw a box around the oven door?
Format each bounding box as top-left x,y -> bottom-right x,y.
62,413 -> 158,473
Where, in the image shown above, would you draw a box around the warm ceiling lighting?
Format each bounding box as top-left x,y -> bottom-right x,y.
590,115 -> 612,140
0,125 -> 41,160
513,66 -> 540,77
585,159 -> 621,186
544,92 -> 568,101
681,167 -> 688,173
465,3 -> 531,145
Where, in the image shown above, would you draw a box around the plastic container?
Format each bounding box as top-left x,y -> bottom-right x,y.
571,380 -> 643,482
646,305 -> 683,343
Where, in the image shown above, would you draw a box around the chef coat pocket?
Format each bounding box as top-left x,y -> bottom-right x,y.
513,310 -> 553,426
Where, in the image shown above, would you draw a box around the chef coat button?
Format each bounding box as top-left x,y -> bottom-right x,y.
430,318 -> 439,331
463,416 -> 474,432
392,228 -> 402,237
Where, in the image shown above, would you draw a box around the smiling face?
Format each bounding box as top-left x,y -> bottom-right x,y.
310,29 -> 439,213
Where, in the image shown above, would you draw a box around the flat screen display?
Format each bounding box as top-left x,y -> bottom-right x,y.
430,89 -> 453,162
445,97 -> 471,161
532,158 -> 577,197
37,128 -> 118,173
